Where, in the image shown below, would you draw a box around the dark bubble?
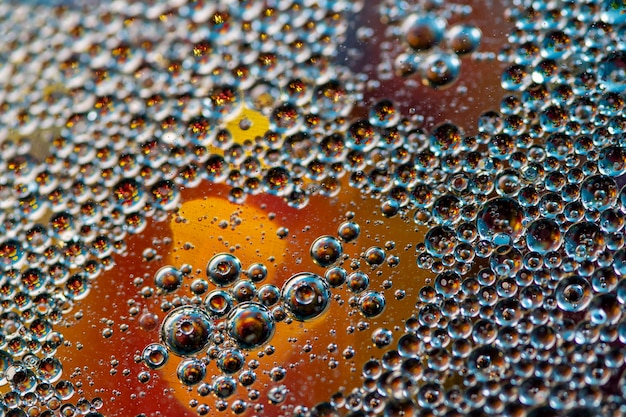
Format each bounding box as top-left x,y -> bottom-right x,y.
160,306 -> 212,356
598,51 -> 626,93
477,197 -> 525,245
227,302 -> 275,349
310,235 -> 343,268
282,272 -> 331,321
247,263 -> 268,283
206,253 -> 242,287
346,271 -> 370,294
446,24 -> 481,55
257,284 -> 281,307
217,348 -> 245,374
563,222 -> 606,262
580,175 -> 618,212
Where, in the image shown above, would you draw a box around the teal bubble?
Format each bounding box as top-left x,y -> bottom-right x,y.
580,175 -> 618,211
477,197 -> 525,245
358,291 -> 386,318
526,218 -> 562,254
598,51 -> 626,92
564,222 -> 606,262
217,348 -> 245,374
282,272 -> 331,321
555,276 -> 592,312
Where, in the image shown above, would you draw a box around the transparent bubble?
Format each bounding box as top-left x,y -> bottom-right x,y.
141,343 -> 169,370
310,235 -> 343,268
217,348 -> 245,374
346,271 -> 370,294
176,358 -> 206,386
446,24 -> 481,55
160,306 -> 212,356
555,275 -> 592,312
598,51 -> 626,92
282,272 -> 331,321
477,197 -> 525,245
402,14 -> 446,52
227,302 -> 275,350
580,175 -> 618,212
154,266 -> 183,294
468,345 -> 506,382
421,52 -> 461,89
563,222 -> 606,262
490,245 -> 523,278
358,291 -> 386,318
204,290 -> 234,318
206,253 -> 242,287
324,266 -> 347,288
369,99 -> 399,128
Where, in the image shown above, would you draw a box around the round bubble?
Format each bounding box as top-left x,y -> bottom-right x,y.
176,358 -> 206,386
580,174 -> 617,211
526,219 -> 562,254
358,291 -> 386,318
598,146 -> 626,176
325,266 -> 347,288
206,253 -> 242,287
217,348 -> 245,374
402,14 -> 446,52
160,306 -> 212,356
154,266 -> 183,293
424,225 -> 457,258
282,272 -> 331,321
310,235 -> 343,267
337,221 -> 360,242
563,222 -> 606,262
227,302 -> 275,349
477,197 -> 525,245
421,52 -> 461,89
204,290 -> 234,318
468,345 -> 506,382
141,343 -> 169,369
446,24 -> 482,55
555,275 -> 592,312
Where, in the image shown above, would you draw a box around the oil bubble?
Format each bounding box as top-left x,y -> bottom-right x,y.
446,24 -> 481,55
598,51 -> 626,92
204,290 -> 234,318
154,266 -> 183,294
160,306 -> 212,356
477,197 -> 525,245
217,348 -> 245,374
564,222 -> 606,262
337,221 -> 361,243
421,52 -> 461,89
580,175 -> 617,212
282,272 -> 331,321
310,235 -> 343,268
358,291 -> 386,318
227,302 -> 275,349
555,275 -> 592,312
141,343 -> 169,370
176,358 -> 206,386
402,14 -> 446,52
206,253 -> 242,287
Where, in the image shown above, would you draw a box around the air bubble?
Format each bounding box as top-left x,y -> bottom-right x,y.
227,302 -> 275,350
310,236 -> 343,268
160,306 -> 212,356
282,272 -> 331,321
206,253 -> 242,287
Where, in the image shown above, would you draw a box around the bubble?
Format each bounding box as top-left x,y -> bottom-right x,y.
64,273 -> 90,300
263,167 -> 292,196
541,30 -> 571,60
154,266 -> 183,294
580,175 -> 618,212
447,24 -> 481,55
555,275 -> 592,312
310,236 -> 343,267
526,218 -> 562,254
346,271 -> 370,294
434,271 -> 461,298
424,226 -> 457,257
227,302 -> 275,350
141,343 -> 169,370
217,348 -> 245,374
477,197 -> 525,246
468,345 -> 506,382
206,253 -> 242,287
213,375 -> 237,399
324,266 -> 347,288
598,51 -> 626,92
501,64 -> 531,91
160,306 -> 212,356
150,180 -> 180,211
564,222 -> 606,262
358,291 -> 386,318
176,358 -> 206,386
282,272 -> 331,321
270,102 -> 302,135
207,85 -> 242,121
421,52 -> 461,89
402,14 -> 446,52
204,290 -> 234,318
369,99 -> 399,128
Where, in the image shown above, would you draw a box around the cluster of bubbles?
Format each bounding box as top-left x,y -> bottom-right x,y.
144,217 -> 396,414
376,0 -> 483,88
1,0 -> 626,416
